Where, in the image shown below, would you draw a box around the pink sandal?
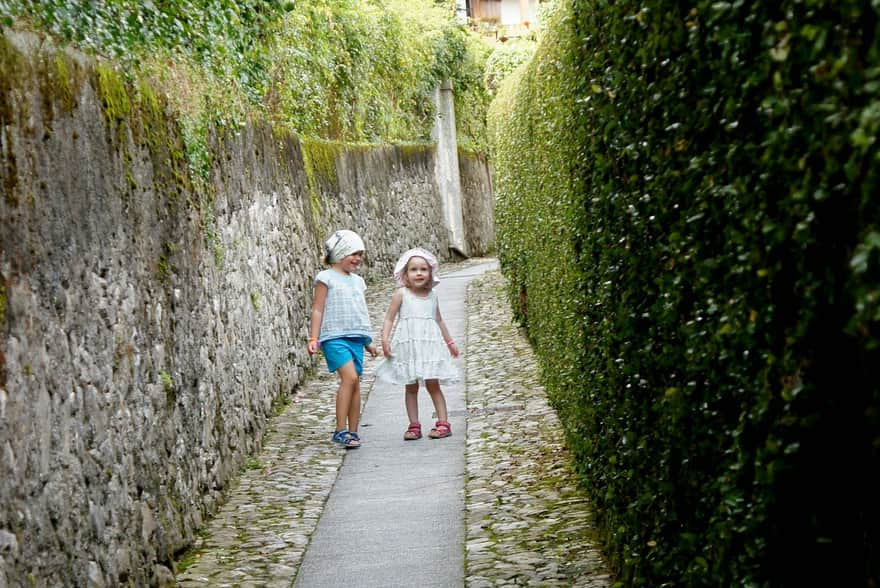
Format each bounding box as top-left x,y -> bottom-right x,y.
404,422 -> 422,440
428,420 -> 452,439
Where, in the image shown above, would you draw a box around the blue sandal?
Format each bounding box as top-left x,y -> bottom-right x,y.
332,429 -> 361,448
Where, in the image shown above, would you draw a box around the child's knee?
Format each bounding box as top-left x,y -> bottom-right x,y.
339,364 -> 356,377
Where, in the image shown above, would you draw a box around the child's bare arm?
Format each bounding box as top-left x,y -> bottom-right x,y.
307,282 -> 328,355
380,289 -> 403,359
435,306 -> 459,358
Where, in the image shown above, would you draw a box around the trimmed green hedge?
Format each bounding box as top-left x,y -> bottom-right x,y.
490,1 -> 879,585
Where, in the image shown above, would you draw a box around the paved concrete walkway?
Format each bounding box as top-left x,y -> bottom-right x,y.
176,259 -> 612,587
293,260 -> 482,587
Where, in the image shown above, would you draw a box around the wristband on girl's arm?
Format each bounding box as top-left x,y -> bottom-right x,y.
446,340 -> 455,346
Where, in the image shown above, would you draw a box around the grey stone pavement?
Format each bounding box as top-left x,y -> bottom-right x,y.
176,259 -> 613,587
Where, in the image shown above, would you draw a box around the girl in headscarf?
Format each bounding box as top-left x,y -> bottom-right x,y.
307,229 -> 378,448
375,247 -> 459,440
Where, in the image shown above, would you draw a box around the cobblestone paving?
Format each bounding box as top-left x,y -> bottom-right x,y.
175,260 -> 613,586
464,270 -> 613,587
175,267 -> 400,587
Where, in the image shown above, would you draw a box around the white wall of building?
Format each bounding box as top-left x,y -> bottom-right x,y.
499,0 -> 537,26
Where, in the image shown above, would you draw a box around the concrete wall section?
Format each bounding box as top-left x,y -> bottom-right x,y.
432,80 -> 467,256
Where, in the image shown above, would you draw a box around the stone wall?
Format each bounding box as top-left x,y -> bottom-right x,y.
459,151 -> 496,256
0,32 -> 493,587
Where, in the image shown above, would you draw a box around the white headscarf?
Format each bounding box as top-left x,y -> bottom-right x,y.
324,230 -> 365,264
393,247 -> 440,287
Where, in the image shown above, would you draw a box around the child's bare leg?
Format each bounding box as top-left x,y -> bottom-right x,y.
425,379 -> 451,438
348,378 -> 361,433
425,379 -> 448,422
335,361 -> 360,432
404,383 -> 420,423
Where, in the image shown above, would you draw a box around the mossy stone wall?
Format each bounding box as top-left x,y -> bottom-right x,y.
0,31 -> 493,586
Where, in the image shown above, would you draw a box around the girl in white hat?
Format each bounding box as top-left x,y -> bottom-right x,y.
375,247 -> 459,440
307,229 -> 378,448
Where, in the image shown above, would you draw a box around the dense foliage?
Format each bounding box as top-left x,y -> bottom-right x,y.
490,1 -> 880,586
483,39 -> 534,95
0,0 -> 285,99
267,0 -> 491,148
0,0 -> 490,150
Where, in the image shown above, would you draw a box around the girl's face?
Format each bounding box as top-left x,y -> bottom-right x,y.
337,251 -> 364,274
405,257 -> 432,289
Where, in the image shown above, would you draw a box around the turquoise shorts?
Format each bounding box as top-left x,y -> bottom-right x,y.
321,336 -> 370,375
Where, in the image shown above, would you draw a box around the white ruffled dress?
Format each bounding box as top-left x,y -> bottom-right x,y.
375,288 -> 459,385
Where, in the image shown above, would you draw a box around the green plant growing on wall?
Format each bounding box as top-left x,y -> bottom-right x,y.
483,40 -> 534,95
52,52 -> 76,112
180,111 -> 211,188
2,0 -> 491,152
159,370 -> 175,407
301,138 -> 344,225
201,209 -> 225,269
1,35 -> 23,206
157,242 -> 175,280
95,63 -> 131,124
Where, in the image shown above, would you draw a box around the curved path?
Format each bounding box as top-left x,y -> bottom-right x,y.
176,259 -> 612,587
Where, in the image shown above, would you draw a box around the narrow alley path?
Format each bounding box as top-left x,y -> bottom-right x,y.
176,259 -> 612,587
292,260 -> 482,587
